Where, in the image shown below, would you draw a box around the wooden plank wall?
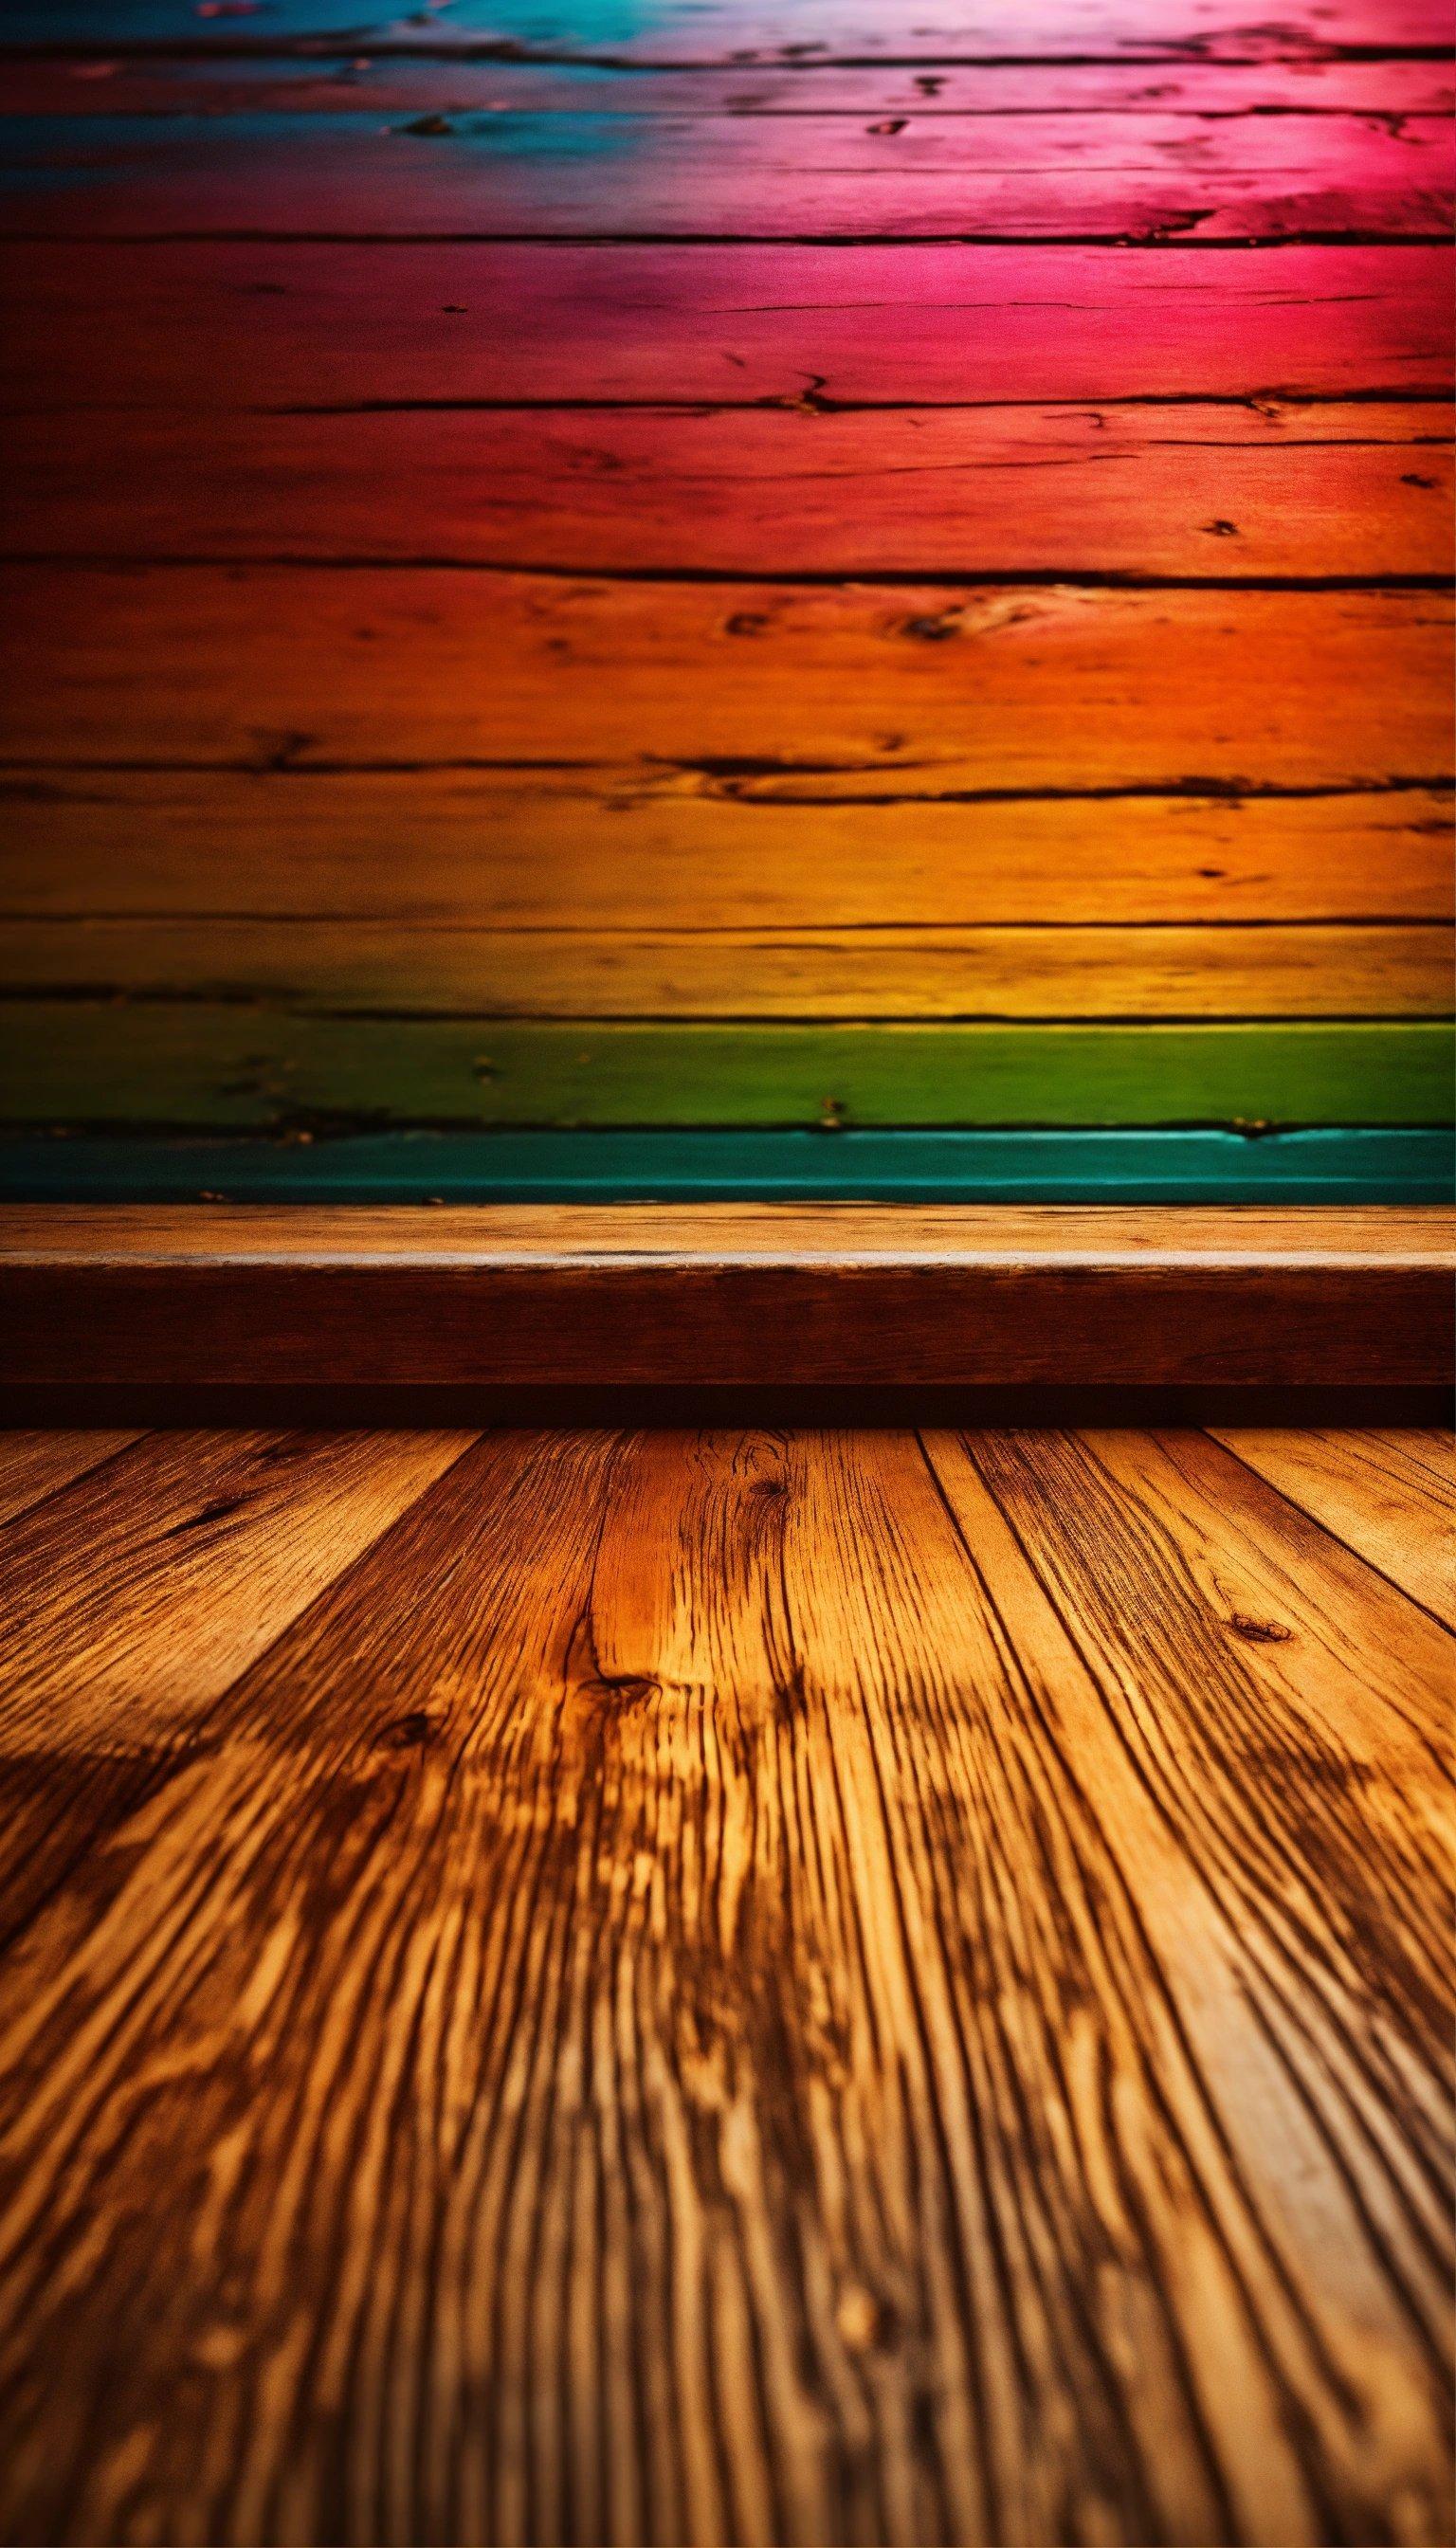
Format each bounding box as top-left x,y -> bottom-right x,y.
0,0 -> 1452,1168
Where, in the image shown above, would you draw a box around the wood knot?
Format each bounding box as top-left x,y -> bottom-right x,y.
378,1711 -> 438,1751
582,1674 -> 659,1708
1228,1614 -> 1292,1646
900,610 -> 961,642
167,1494 -> 247,1538
835,2284 -> 899,2353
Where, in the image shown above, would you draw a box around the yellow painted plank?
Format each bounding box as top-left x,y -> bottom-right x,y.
7,918 -> 1450,1019
2,774 -> 1447,926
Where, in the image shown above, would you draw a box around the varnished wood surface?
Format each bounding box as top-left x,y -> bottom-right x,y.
9,1200 -> 1449,1263
0,1425 -> 138,1526
2,1204 -> 1451,1387
1208,1423 -> 1456,1624
0,1418 -> 1449,2546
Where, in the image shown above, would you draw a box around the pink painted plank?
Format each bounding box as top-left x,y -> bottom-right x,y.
1,110 -> 1449,242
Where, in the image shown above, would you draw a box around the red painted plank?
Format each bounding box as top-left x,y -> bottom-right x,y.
3,242 -> 1449,410
9,401 -> 1448,578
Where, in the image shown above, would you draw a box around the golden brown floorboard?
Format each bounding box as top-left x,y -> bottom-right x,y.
1208,1426 -> 1456,1629
0,1426 -> 1449,2548
0,1429 -> 140,1530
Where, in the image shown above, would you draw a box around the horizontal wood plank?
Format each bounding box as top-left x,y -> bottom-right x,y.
9,55 -> 1454,118
5,574 -> 1449,788
5,917 -> 1449,1018
4,1128 -> 1448,1205
4,1008 -> 1447,1126
5,243 -> 1447,410
1,0 -> 1447,58
3,772 -> 1449,924
1,1201 -> 1449,1386
10,402 -> 1448,579
4,106 -> 1449,241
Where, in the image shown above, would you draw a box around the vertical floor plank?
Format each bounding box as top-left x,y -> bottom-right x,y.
0,1428 -> 138,1527
1207,1427 -> 1456,1625
0,1427 -> 478,1751
0,1425 -> 475,1943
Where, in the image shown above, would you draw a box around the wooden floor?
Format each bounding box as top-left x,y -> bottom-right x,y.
0,1421 -> 1450,2548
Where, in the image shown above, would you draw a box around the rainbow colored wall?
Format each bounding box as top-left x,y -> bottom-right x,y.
1,0 -> 1451,1199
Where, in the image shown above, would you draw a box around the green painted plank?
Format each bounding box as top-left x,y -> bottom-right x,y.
4,1009 -> 1450,1129
2,1129 -> 1450,1205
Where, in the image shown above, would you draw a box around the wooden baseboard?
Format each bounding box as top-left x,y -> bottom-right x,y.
2,1204 -> 1451,1391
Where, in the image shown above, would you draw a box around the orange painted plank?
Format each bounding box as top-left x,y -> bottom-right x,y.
3,572 -> 1448,789
9,401 -> 1447,578
4,771 -> 1447,925
5,242 -> 1447,411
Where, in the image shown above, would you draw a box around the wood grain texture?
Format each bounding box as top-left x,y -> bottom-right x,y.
5,573 -> 1448,786
0,1426 -> 475,1747
2,0 -> 1448,1158
5,104 -> 1449,242
4,1010 -> 1447,1130
0,1425 -> 474,1944
2,1202 -> 1450,1386
1,0 -> 1447,58
0,1419 -> 1449,2545
3,772 -> 1449,925
7,918 -> 1449,1020
10,56 -> 1454,119
1209,1424 -> 1456,1622
6,242 -> 1447,411
11,402 -> 1448,579
0,1426 -> 137,1525
7,1127 -> 1448,1208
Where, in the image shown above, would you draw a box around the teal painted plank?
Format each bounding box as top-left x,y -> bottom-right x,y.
2,1130 -> 1450,1204
3,1010 -> 1451,1128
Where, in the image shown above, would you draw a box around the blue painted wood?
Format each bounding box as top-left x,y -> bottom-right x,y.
1,1128 -> 1450,1204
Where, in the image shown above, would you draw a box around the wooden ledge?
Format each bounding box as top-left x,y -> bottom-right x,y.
3,1204 -> 1451,1390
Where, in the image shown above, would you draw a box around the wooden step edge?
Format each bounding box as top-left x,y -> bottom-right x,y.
2,1204 -> 1451,1391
